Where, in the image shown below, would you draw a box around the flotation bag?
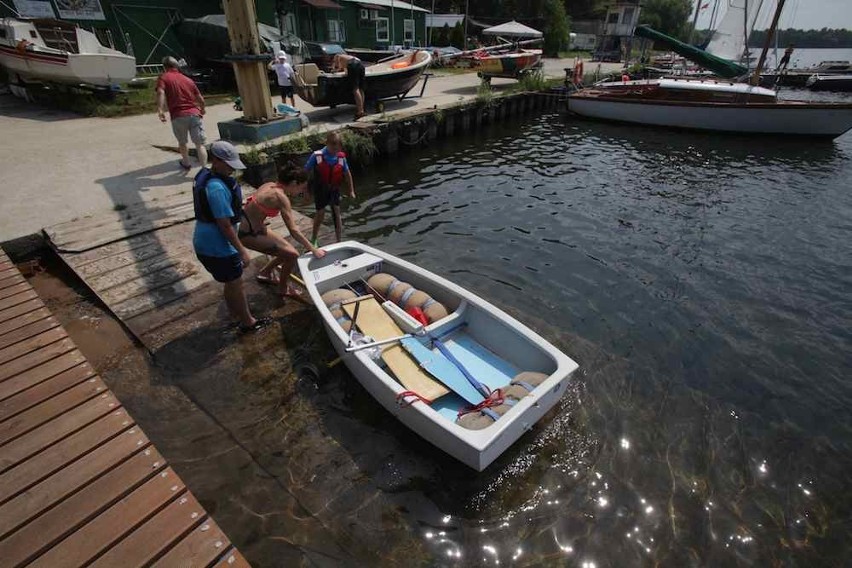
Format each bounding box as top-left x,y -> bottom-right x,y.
456,372 -> 549,430
366,273 -> 449,323
193,168 -> 242,224
322,289 -> 356,332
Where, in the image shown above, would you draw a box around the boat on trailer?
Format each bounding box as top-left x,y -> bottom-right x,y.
297,242 -> 579,471
0,18 -> 135,89
567,78 -> 852,138
474,48 -> 543,83
293,50 -> 430,109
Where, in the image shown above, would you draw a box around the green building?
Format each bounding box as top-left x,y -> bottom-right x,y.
0,0 -> 429,65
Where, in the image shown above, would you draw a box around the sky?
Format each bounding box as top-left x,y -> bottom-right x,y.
695,0 -> 852,30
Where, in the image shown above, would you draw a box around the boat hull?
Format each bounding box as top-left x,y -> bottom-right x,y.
296,51 -> 429,107
297,242 -> 578,471
0,44 -> 135,86
476,50 -> 542,79
567,95 -> 852,138
807,76 -> 852,92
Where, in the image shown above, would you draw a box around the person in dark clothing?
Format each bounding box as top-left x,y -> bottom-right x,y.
332,53 -> 366,119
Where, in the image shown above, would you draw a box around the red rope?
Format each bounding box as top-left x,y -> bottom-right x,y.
457,388 -> 506,418
396,390 -> 432,408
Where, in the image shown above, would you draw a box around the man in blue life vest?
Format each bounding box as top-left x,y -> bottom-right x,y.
305,132 -> 356,244
193,141 -> 270,333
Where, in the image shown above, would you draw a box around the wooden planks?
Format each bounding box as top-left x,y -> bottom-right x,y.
0,247 -> 248,568
344,298 -> 449,401
45,190 -> 332,351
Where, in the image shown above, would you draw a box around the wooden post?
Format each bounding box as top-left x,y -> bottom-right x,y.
223,0 -> 274,121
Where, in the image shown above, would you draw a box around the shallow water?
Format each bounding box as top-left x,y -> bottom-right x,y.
325,109 -> 852,565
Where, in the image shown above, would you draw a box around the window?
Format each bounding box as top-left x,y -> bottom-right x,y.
327,19 -> 345,43
607,12 -> 619,24
376,17 -> 389,42
622,7 -> 635,24
283,13 -> 296,35
403,19 -> 415,43
360,8 -> 369,20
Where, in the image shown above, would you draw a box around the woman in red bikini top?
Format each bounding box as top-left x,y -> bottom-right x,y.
238,166 -> 326,298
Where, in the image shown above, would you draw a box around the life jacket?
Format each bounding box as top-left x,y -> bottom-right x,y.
314,150 -> 347,188
193,168 -> 242,224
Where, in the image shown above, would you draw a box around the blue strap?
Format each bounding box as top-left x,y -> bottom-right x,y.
514,381 -> 535,392
481,408 -> 500,421
504,398 -> 518,406
335,315 -> 349,325
421,298 -> 437,310
399,287 -> 417,307
432,338 -> 490,398
385,278 -> 402,296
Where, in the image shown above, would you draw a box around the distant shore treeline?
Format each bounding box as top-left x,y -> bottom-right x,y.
748,28 -> 852,49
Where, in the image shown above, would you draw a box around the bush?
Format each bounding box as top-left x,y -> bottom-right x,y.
340,129 -> 377,165
450,22 -> 465,49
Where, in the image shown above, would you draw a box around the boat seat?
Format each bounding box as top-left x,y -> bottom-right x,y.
295,63 -> 319,86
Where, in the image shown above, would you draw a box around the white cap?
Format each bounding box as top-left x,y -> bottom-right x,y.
278,50 -> 287,60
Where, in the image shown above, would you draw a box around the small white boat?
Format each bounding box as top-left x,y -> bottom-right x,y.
806,74 -> 852,92
0,18 -> 135,88
568,78 -> 852,138
297,242 -> 579,471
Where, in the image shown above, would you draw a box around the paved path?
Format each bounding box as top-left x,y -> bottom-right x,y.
0,57 -> 617,242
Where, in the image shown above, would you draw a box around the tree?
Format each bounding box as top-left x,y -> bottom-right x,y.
450,21 -> 465,49
433,24 -> 451,47
543,0 -> 570,56
638,0 -> 693,41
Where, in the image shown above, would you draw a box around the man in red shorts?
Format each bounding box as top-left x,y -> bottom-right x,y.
156,56 -> 208,171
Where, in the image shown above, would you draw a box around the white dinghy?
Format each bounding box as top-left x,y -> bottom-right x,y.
297,242 -> 579,471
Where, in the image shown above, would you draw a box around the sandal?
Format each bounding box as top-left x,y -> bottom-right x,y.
178,160 -> 192,170
256,272 -> 280,285
238,316 -> 273,334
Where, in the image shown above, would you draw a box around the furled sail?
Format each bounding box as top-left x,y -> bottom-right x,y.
634,25 -> 748,79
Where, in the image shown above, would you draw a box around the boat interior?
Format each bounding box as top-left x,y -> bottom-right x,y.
305,246 -> 558,426
295,50 -> 429,87
586,80 -> 777,104
32,19 -> 79,53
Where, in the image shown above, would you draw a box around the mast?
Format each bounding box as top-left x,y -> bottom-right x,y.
751,0 -> 786,84
743,0 -> 749,69
689,0 -> 702,44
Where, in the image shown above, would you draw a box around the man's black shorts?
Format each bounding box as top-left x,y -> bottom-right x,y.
313,183 -> 341,210
197,253 -> 243,283
279,85 -> 294,99
347,59 -> 365,90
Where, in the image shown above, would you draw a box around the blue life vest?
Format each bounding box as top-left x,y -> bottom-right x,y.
193,168 -> 242,224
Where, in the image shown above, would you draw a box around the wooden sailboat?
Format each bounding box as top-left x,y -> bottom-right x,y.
567,2 -> 852,139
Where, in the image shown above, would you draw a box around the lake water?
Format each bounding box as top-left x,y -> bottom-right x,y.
333,110 -> 852,565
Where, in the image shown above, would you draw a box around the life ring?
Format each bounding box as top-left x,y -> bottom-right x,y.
573,60 -> 584,85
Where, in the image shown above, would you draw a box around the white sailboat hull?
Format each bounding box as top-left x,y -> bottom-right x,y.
298,242 -> 579,471
567,96 -> 852,138
0,46 -> 135,86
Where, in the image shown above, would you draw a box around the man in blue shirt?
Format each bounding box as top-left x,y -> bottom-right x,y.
305,132 -> 356,244
193,141 -> 269,333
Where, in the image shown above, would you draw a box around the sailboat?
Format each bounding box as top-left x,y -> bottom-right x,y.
705,0 -> 760,68
566,2 -> 852,139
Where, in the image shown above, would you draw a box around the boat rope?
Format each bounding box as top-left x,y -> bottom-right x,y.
432,337 -> 490,398
458,388 -> 505,418
396,390 -> 432,407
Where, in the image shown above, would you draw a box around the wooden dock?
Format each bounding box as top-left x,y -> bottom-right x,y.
44,189 -> 330,352
0,247 -> 249,567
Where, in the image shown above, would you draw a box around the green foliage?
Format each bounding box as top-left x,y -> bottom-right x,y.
450,22 -> 465,49
476,82 -> 494,107
516,70 -> 548,92
242,146 -> 271,166
639,0 -> 693,41
339,129 -> 377,165
543,0 -> 571,57
749,28 -> 852,49
433,24 -> 451,47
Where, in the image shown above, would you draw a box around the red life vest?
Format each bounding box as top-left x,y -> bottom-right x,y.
315,150 -> 347,187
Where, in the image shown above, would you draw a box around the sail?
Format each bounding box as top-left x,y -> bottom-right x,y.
706,0 -> 760,63
634,25 -> 748,78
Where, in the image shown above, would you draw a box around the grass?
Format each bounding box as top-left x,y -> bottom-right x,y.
340,129 -> 377,165
476,82 -> 495,107
24,81 -> 235,118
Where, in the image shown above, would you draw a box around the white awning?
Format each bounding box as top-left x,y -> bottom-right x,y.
340,0 -> 429,13
425,14 -> 464,28
482,20 -> 542,38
